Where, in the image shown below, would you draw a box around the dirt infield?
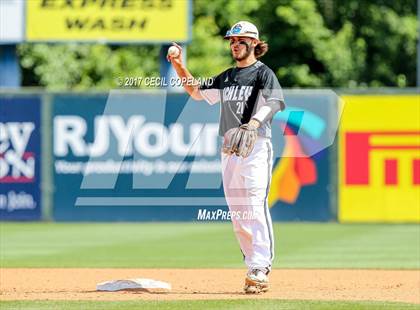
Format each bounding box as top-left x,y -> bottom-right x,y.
0,269 -> 419,304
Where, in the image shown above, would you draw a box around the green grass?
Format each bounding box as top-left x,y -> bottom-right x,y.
1,223 -> 419,269
1,300 -> 419,310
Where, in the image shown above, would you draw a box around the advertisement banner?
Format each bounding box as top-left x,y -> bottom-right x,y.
268,91 -> 339,221
52,92 -> 222,221
52,90 -> 339,221
339,95 -> 420,222
0,96 -> 42,220
26,0 -> 191,43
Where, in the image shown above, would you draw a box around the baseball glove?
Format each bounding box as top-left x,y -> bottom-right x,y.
222,123 -> 258,158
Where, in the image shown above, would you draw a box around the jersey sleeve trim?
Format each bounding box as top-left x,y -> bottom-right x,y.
199,89 -> 220,105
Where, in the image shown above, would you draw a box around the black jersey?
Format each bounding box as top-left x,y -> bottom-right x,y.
199,61 -> 285,137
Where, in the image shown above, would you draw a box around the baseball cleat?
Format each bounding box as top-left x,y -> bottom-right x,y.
243,269 -> 269,294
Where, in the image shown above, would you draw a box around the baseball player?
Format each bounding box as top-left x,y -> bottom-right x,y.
168,21 -> 285,294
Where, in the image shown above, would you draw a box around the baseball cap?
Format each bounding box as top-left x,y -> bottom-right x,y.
224,21 -> 259,40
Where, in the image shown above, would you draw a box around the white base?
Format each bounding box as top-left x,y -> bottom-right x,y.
96,278 -> 171,292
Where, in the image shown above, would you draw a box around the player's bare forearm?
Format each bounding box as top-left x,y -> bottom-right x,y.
167,43 -> 203,100
171,62 -> 203,100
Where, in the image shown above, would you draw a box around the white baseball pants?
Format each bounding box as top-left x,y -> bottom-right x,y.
221,136 -> 274,272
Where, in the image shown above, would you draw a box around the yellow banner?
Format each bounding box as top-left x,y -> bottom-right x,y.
339,95 -> 420,223
26,0 -> 190,42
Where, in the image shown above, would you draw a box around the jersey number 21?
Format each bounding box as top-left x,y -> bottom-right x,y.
236,102 -> 245,114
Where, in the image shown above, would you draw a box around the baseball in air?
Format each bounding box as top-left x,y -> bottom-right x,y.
168,46 -> 180,58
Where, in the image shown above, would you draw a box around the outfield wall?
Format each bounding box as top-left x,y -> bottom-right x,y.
1,90 -> 418,222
